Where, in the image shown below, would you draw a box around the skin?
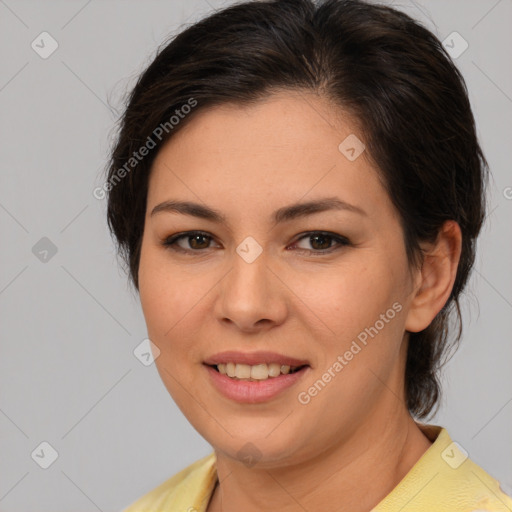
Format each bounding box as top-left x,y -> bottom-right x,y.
137,90 -> 462,511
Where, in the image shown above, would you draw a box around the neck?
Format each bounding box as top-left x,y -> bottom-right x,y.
208,404 -> 433,512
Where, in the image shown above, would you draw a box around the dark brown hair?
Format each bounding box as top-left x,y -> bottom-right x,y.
105,0 -> 488,419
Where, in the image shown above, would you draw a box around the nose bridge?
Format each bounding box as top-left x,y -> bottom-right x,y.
235,235 -> 265,266
216,235 -> 286,329
229,236 -> 270,301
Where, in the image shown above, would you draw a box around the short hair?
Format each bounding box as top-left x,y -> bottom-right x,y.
105,0 -> 488,419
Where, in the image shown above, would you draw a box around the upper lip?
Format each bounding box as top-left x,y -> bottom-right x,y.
204,351 -> 310,367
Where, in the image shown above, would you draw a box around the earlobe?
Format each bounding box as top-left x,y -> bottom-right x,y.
405,220 -> 462,333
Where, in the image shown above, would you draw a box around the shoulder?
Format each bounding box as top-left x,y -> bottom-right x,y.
121,452 -> 217,512
374,424 -> 512,512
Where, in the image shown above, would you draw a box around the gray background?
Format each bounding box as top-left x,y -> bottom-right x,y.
1,0 -> 511,510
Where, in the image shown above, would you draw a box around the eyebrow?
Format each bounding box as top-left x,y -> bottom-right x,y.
150,197 -> 367,224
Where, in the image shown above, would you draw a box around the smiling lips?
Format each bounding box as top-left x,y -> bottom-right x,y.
204,350 -> 310,392
205,364 -> 309,404
216,362 -> 303,381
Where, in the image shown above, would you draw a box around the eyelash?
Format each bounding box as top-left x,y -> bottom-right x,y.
161,230 -> 350,256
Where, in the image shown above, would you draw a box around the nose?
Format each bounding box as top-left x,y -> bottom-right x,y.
214,247 -> 288,333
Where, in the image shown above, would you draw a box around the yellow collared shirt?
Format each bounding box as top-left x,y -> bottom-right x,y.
122,425 -> 512,511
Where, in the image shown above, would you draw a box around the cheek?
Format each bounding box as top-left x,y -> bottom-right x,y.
294,265 -> 407,425
138,246 -> 218,376
139,245 -> 195,332
138,249 -> 187,358
294,258 -> 410,405
138,256 -> 206,412
293,260 -> 401,338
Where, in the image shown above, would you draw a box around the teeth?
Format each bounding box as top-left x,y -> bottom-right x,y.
268,363 -> 281,377
250,364 -> 268,380
236,363 -> 251,379
215,362 -> 302,380
226,362 -> 236,377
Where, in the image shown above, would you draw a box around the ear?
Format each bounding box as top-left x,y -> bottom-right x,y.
405,220 -> 462,333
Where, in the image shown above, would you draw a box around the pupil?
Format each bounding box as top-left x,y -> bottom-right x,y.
311,234 -> 331,250
190,234 -> 209,249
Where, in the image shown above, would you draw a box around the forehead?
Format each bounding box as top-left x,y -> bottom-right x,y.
155,91 -> 361,162
147,91 -> 389,219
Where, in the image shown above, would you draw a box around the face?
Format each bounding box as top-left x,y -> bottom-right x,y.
138,90 -> 419,467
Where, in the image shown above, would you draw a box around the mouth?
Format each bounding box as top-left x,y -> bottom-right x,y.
204,363 -> 310,404
203,351 -> 311,403
207,362 -> 308,381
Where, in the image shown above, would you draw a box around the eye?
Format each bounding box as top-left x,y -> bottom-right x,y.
161,230 -> 350,255
290,231 -> 350,254
162,231 -> 219,252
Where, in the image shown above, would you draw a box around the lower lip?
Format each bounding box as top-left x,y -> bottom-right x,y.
205,365 -> 309,404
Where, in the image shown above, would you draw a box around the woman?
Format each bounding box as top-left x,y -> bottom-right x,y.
106,0 -> 512,510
